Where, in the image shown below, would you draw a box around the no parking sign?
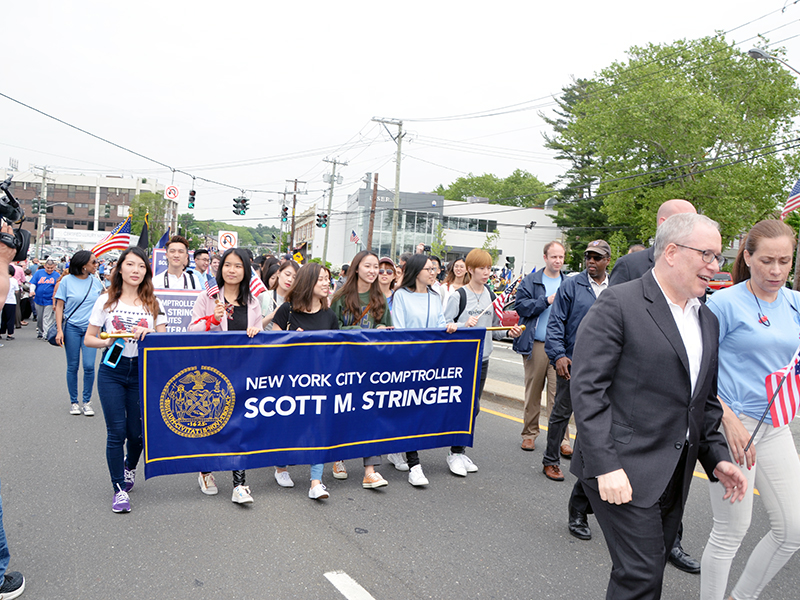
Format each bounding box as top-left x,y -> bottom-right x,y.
218,230 -> 238,250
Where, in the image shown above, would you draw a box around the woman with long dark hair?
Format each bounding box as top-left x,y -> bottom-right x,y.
261,259 -> 298,330
55,250 -> 104,416
272,262 -> 338,500
330,251 -> 392,488
84,247 -> 167,513
701,220 -> 800,599
388,253 -> 457,486
440,257 -> 469,306
189,248 -> 263,504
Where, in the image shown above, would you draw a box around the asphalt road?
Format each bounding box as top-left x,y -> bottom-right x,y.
1,326 -> 799,599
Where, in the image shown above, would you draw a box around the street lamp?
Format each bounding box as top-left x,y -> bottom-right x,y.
521,221 -> 536,274
748,47 -> 800,76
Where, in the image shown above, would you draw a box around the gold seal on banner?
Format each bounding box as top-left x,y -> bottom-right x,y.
160,366 -> 235,438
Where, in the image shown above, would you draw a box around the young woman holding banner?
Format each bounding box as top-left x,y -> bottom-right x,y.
272,262 -> 338,500
84,247 -> 167,513
389,253 -> 458,486
444,248 -> 521,476
261,259 -> 298,330
330,250 -> 392,489
702,220 -> 800,600
189,248 -> 261,505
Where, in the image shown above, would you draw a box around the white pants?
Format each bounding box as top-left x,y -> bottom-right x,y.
700,414 -> 800,600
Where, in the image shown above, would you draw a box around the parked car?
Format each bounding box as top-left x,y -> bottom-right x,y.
706,272 -> 733,294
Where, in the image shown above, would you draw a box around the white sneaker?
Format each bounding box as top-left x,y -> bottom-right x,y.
82,402 -> 95,416
198,472 -> 218,495
232,485 -> 253,504
69,403 -> 81,415
461,454 -> 478,473
309,483 -> 329,500
447,452 -> 467,477
332,460 -> 348,479
274,469 -> 294,488
408,464 -> 429,486
387,453 -> 409,471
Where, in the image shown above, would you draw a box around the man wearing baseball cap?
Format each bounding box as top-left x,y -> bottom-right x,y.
542,240 -> 610,540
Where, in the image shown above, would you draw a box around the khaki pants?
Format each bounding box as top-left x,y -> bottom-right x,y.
521,341 -> 567,443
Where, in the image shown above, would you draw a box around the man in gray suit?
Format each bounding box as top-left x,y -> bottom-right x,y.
570,213 -> 746,600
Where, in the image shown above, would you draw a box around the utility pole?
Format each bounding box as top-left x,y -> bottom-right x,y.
287,179 -> 307,250
521,221 -> 536,274
322,157 -> 347,264
31,165 -> 54,259
372,117 -> 404,258
366,173 -> 378,252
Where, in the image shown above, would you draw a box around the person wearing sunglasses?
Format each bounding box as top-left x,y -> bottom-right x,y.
377,257 -> 396,307
54,250 -> 104,416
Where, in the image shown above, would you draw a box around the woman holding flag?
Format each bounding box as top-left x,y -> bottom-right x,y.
189,248 -> 262,505
702,219 -> 800,600
443,248 -> 522,476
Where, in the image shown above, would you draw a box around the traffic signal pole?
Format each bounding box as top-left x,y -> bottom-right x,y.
322,157 -> 347,265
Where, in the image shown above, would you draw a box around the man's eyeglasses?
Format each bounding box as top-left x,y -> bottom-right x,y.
379,269 -> 394,275
674,244 -> 726,269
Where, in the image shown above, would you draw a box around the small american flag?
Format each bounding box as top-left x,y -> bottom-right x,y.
781,178 -> 800,221
250,273 -> 267,297
350,230 -> 360,244
765,343 -> 800,427
492,275 -> 522,321
91,217 -> 131,257
205,278 -> 219,299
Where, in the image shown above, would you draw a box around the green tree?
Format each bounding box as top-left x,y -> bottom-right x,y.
430,222 -> 451,259
550,36 -> 800,254
435,169 -> 552,207
130,192 -> 171,247
482,230 -> 501,264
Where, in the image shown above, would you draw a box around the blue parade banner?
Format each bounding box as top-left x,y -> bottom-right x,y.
138,328 -> 486,478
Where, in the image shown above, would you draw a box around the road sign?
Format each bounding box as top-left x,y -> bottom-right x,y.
218,230 -> 238,250
164,185 -> 180,201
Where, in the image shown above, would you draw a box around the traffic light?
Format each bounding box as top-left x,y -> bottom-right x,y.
188,190 -> 196,209
316,213 -> 323,228
281,206 -> 288,222
31,198 -> 39,214
321,213 -> 328,228
505,256 -> 515,270
104,203 -> 111,217
241,197 -> 249,214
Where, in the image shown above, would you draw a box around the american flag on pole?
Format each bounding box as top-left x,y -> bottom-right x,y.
765,343 -> 800,427
91,216 -> 131,257
250,273 -> 267,297
780,178 -> 800,221
350,230 -> 360,244
492,275 -> 522,321
205,278 -> 219,299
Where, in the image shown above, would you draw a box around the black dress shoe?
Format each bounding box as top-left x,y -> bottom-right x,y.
568,506 -> 591,540
668,543 -> 701,574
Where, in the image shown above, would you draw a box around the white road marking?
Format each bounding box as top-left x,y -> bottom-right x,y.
490,356 -> 522,365
324,571 -> 377,600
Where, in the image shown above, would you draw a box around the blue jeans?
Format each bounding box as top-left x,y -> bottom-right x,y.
97,356 -> 142,494
0,477 -> 8,580
64,321 -> 97,404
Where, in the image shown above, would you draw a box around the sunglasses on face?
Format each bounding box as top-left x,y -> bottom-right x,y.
379,269 -> 394,275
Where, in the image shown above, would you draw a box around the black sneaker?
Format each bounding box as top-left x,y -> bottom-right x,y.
0,571 -> 25,599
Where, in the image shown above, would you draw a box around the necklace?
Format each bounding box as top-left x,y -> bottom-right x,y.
748,281 -> 771,327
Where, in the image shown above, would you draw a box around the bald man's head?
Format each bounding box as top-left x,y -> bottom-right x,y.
656,199 -> 696,225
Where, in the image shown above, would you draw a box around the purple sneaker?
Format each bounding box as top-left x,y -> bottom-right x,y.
112,485 -> 130,513
124,466 -> 136,492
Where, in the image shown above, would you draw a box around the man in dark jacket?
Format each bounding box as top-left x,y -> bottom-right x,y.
514,241 -> 567,452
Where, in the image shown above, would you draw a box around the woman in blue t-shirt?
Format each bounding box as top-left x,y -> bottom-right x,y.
54,251 -> 104,416
702,220 -> 800,600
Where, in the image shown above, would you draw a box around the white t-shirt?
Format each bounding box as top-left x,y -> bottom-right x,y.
5,278 -> 18,305
89,296 -> 167,358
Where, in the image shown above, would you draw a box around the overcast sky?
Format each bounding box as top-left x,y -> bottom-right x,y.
3,1 -> 800,226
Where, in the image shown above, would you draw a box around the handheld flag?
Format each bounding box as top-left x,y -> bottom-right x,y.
205,278 -> 219,299
250,273 -> 267,298
765,343 -> 800,427
137,213 -> 149,249
492,275 -> 522,321
155,227 -> 171,249
91,216 -> 132,257
350,230 -> 361,245
781,178 -> 800,221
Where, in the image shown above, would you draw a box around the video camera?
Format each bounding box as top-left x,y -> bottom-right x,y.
0,176 -> 31,262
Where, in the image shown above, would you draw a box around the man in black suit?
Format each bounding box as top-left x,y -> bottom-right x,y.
570,213 -> 746,600
608,198 -> 702,573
